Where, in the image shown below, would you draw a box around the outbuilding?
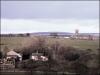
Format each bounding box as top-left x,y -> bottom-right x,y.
7,50 -> 22,61
31,52 -> 48,61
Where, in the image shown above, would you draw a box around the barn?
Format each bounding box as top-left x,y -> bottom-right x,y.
7,50 -> 22,61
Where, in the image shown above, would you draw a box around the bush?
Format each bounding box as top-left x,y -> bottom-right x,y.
58,46 -> 80,61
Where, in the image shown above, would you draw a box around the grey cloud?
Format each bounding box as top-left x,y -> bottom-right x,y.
1,1 -> 99,19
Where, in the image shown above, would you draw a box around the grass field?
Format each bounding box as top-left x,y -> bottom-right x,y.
0,36 -> 99,51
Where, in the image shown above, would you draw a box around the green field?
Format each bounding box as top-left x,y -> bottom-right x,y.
0,36 -> 99,51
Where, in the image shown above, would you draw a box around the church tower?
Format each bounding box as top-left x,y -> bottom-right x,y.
75,29 -> 79,38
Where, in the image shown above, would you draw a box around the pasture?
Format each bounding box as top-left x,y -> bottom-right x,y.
0,36 -> 99,51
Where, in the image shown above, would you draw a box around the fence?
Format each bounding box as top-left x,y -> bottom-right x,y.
0,71 -> 79,75
0,64 -> 15,71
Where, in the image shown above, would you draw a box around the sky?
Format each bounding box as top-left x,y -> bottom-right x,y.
1,1 -> 99,34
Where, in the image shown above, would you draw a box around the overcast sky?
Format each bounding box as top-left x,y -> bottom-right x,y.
1,1 -> 99,34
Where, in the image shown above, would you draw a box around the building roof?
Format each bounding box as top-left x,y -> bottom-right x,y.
7,50 -> 22,57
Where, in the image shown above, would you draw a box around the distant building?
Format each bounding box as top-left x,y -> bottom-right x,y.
71,29 -> 94,40
50,32 -> 58,38
75,29 -> 79,36
71,34 -> 93,40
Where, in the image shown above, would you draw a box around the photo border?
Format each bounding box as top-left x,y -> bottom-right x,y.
0,0 -> 100,74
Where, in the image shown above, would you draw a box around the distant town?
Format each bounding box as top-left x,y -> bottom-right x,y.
1,29 -> 99,40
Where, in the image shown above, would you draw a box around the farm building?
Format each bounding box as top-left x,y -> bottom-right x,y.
70,29 -> 95,40
71,34 -> 94,40
7,50 -> 22,61
31,52 -> 48,61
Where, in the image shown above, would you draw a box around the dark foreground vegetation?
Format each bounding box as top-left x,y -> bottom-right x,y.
0,36 -> 100,75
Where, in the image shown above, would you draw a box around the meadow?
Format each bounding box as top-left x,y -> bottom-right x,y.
0,36 -> 99,51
